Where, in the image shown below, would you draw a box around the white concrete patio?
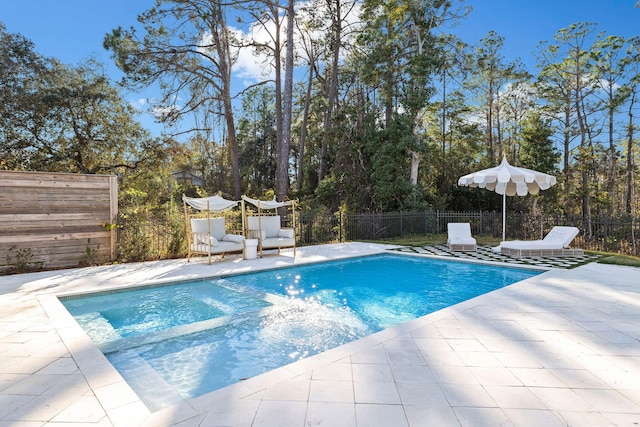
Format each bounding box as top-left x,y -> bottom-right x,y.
1,242 -> 639,426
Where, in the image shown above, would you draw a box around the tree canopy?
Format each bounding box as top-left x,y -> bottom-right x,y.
1,1 -> 639,219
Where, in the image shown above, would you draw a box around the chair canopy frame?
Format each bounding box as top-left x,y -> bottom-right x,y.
182,194 -> 241,263
241,195 -> 296,257
183,194 -> 238,212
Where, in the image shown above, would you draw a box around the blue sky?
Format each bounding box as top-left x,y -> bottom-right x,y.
454,0 -> 639,67
2,0 -> 636,71
0,0 -> 154,77
1,0 -> 638,135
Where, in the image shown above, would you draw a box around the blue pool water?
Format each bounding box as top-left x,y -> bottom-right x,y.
61,254 -> 540,409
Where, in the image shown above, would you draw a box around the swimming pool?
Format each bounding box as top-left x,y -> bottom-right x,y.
60,254 -> 540,410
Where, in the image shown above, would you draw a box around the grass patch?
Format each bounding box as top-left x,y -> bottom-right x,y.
364,234 -> 444,246
595,253 -> 640,267
366,234 -> 501,247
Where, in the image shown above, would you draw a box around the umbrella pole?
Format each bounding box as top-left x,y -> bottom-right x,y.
502,192 -> 506,241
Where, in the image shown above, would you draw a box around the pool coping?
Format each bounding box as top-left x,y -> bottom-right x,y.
1,242 -> 639,426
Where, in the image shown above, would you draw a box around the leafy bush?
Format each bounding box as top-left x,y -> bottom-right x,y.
4,246 -> 44,274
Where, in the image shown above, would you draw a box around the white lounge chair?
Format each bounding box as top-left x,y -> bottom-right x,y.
447,223 -> 477,251
189,217 -> 245,262
500,226 -> 582,258
247,215 -> 295,256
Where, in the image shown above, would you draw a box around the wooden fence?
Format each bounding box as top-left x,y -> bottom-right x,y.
0,171 -> 118,271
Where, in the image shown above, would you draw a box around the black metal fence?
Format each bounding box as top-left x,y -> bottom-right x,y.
297,210 -> 639,256
118,210 -> 640,260
342,211 -> 500,240
340,212 -> 640,256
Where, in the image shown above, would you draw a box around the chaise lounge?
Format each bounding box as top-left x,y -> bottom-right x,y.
447,223 -> 477,252
500,226 -> 583,258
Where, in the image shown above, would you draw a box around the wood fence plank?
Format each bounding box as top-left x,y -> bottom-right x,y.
0,171 -> 118,270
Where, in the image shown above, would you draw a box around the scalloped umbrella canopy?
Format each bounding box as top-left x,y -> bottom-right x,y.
458,156 -> 556,240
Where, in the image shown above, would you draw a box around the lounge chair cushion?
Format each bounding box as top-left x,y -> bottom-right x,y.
247,215 -> 295,251
262,236 -> 296,249
259,216 -> 282,238
190,240 -> 243,254
501,226 -> 579,250
447,223 -> 477,251
278,228 -> 294,239
541,226 -> 580,246
247,216 -> 283,238
191,217 -> 227,241
449,236 -> 477,245
190,217 -> 244,255
194,234 -> 217,246
501,240 -> 564,250
223,234 -> 245,243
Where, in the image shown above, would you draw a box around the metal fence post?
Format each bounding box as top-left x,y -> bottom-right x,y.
604,215 -> 609,253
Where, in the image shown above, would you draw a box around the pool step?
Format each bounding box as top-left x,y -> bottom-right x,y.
99,303 -> 287,354
108,349 -> 187,411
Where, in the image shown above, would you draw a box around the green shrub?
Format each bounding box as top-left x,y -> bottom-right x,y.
5,246 -> 44,274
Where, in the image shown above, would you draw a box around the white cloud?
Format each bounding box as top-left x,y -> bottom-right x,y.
130,98 -> 148,111
595,77 -> 621,92
232,23 -> 276,82
222,1 -> 362,88
130,96 -> 179,119
152,104 -> 180,120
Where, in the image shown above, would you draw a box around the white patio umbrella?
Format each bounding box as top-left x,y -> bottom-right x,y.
458,156 -> 557,241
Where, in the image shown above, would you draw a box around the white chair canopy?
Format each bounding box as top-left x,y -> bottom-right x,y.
241,195 -> 293,210
182,194 -> 239,212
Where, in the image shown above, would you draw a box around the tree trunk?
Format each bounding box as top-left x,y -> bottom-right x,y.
410,152 -> 420,185
496,90 -> 503,159
441,68 -> 447,189
276,0 -> 295,201
627,91 -> 636,213
211,2 -> 239,198
410,107 -> 427,186
563,99 -> 571,198
273,3 -> 283,173
297,67 -> 314,191
317,0 -> 341,183
487,75 -> 494,164
223,95 -> 240,199
573,45 -> 591,232
607,83 -> 617,216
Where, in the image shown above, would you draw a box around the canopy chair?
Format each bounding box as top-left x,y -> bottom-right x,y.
183,194 -> 245,264
241,195 -> 296,257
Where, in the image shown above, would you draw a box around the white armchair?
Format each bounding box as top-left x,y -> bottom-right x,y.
189,217 -> 245,261
246,215 -> 295,256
